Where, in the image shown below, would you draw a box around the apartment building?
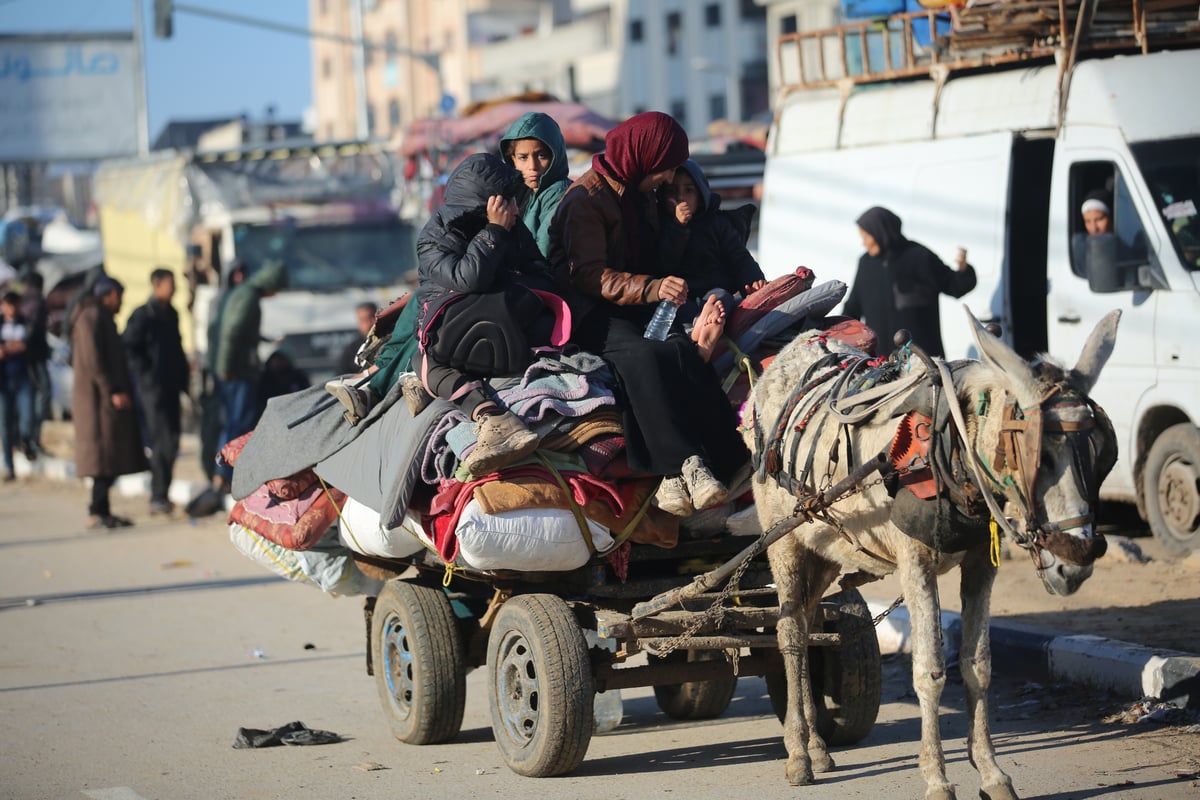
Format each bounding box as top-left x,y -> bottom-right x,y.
310,0 -> 772,141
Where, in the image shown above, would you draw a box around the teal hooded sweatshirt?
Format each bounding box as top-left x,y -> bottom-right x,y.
499,111 -> 571,258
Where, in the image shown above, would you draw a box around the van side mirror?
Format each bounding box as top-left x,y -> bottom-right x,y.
1086,234 -> 1124,293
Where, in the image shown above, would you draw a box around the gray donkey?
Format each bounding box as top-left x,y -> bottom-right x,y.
744,308 -> 1120,799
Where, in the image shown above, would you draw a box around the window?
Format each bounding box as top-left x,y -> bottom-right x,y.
709,93 -> 726,121
385,30 -> 398,56
630,18 -> 643,42
322,57 -> 332,79
705,3 -> 721,27
781,14 -> 798,35
366,105 -> 376,135
740,0 -> 766,19
666,11 -> 682,55
319,0 -> 328,14
1068,161 -> 1151,288
670,99 -> 687,127
1132,136 -> 1200,270
388,98 -> 401,130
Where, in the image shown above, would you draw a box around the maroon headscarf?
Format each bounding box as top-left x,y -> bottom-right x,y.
592,112 -> 690,273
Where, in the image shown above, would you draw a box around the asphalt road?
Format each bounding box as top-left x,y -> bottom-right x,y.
2,480 -> 1198,800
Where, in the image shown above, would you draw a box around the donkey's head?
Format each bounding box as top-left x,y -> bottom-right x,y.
965,309 -> 1121,596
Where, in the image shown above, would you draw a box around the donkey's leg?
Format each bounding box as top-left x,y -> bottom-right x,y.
768,535 -> 816,786
800,556 -> 842,774
897,542 -> 955,800
959,545 -> 1019,800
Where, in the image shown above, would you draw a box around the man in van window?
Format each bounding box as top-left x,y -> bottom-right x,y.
842,206 -> 976,358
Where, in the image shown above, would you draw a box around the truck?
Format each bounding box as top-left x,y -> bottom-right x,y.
94,139 -> 418,379
756,1 -> 1200,553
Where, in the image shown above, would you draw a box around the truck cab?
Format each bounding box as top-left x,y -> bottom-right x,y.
757,2 -> 1200,552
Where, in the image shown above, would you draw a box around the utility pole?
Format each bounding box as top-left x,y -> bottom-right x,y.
133,0 -> 151,154
349,0 -> 370,140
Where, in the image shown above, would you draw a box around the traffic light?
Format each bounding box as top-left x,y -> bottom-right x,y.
154,0 -> 173,39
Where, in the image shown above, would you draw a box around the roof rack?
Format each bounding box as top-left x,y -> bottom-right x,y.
776,0 -> 1200,94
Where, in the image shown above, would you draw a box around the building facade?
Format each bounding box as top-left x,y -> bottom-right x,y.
310,0 -> 772,141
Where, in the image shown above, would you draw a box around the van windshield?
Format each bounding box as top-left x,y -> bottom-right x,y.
1131,137 -> 1200,270
233,220 -> 418,290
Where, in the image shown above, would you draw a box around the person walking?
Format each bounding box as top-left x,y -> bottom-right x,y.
71,277 -> 147,528
842,206 -> 977,358
123,268 -> 190,515
0,291 -> 36,481
18,271 -> 50,452
207,260 -> 287,488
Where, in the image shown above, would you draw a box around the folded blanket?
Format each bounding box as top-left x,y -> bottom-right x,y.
230,480 -> 347,551
540,409 -> 624,453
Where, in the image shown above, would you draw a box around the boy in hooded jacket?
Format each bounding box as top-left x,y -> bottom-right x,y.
499,111 -> 573,258
658,158 -> 766,323
328,153 -> 557,477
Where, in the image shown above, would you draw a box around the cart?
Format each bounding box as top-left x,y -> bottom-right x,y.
356,457 -> 887,778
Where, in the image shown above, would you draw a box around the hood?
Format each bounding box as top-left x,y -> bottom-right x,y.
856,206 -> 907,255
248,258 -> 288,292
443,153 -> 523,210
499,112 -> 570,192
677,159 -> 715,214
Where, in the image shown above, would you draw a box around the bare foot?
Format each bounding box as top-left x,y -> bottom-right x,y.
690,295 -> 727,362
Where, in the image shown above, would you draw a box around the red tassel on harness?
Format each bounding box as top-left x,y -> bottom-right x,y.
888,410 -> 937,499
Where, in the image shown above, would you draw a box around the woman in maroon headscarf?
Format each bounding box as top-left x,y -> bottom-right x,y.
548,111 -> 749,517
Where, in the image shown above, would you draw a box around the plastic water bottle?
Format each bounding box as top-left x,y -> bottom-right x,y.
643,299 -> 679,340
592,689 -> 624,734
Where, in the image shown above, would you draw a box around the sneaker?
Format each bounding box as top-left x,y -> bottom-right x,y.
400,373 -> 433,417
653,476 -> 694,517
104,515 -> 135,528
149,500 -> 175,516
462,411 -> 540,477
21,442 -> 37,462
325,378 -> 373,425
681,455 -> 729,510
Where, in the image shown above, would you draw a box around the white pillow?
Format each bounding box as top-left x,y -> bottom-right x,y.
455,500 -> 614,572
338,496 -> 427,558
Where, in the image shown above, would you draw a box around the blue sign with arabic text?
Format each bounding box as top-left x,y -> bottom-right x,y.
0,34 -> 139,161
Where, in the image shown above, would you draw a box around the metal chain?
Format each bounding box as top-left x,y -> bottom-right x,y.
872,595 -> 904,627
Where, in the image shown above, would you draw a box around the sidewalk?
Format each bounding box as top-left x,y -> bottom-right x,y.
13,424 -> 1199,709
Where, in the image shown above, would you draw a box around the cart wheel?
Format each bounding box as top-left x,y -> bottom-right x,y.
765,587 -> 881,745
371,579 -> 466,745
651,650 -> 738,720
487,594 -> 594,777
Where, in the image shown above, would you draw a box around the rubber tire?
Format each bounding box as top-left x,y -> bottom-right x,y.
487,594 -> 594,777
765,587 -> 882,746
1144,423 -> 1200,555
651,650 -> 739,720
371,580 -> 466,745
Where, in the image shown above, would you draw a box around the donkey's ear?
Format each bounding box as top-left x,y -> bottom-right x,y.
1070,310 -> 1121,395
965,306 -> 1034,393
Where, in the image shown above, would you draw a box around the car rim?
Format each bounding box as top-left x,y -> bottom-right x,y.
1158,454 -> 1200,541
382,613 -> 415,722
494,629 -> 539,746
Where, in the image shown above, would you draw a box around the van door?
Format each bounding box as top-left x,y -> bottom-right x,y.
1046,152 -> 1159,499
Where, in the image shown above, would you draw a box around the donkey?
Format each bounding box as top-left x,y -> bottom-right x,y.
744,308 -> 1120,800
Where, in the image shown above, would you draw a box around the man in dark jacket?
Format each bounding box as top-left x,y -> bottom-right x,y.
207,259 -> 287,486
19,271 -> 50,452
124,268 -> 190,514
842,206 -> 977,358
71,277 -> 148,528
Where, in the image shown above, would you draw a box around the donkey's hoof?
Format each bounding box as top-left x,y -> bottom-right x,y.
926,786 -> 957,800
785,759 -> 815,786
980,782 -> 1018,800
811,751 -> 836,773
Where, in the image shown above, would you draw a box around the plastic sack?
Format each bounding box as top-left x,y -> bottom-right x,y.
228,523 -> 384,596
337,496 -> 427,558
454,500 -> 614,572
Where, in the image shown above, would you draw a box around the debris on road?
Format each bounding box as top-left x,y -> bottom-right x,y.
232,721 -> 343,748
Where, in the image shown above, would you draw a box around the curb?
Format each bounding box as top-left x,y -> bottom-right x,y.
12,452 -> 231,512
869,601 -> 1200,709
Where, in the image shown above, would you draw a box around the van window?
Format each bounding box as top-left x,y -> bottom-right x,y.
1132,136 -> 1200,271
1068,162 -> 1150,285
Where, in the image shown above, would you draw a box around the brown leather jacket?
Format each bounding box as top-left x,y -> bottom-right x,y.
548,169 -> 665,319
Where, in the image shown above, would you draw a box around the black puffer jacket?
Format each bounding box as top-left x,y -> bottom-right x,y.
415,154 -> 552,335
658,159 -> 764,300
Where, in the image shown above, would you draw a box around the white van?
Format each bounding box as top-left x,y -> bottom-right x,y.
757,15 -> 1200,553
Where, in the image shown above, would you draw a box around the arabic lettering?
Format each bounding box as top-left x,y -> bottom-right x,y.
0,47 -> 121,82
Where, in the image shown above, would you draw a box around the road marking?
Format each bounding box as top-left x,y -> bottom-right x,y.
83,789 -> 150,800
